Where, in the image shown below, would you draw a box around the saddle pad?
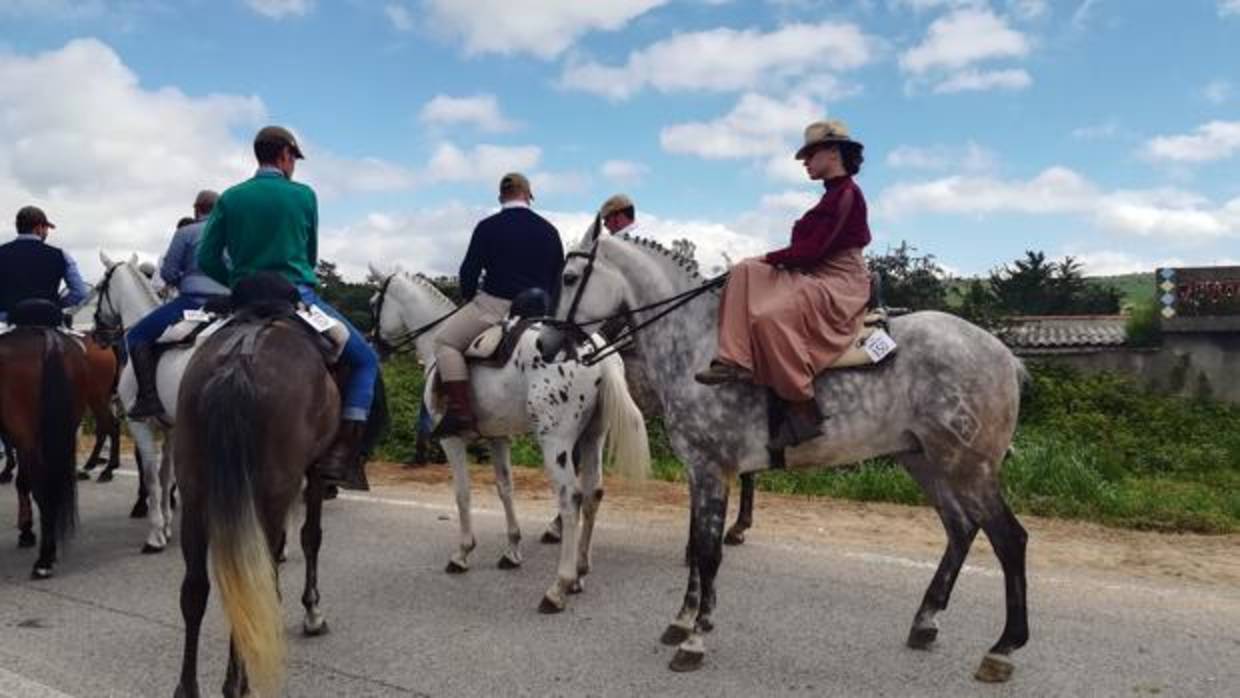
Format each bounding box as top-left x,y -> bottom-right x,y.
464,325 -> 505,360
826,314 -> 897,370
155,318 -> 209,345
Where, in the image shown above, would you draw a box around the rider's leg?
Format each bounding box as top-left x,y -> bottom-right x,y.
125,295 -> 202,419
299,289 -> 378,491
430,293 -> 510,437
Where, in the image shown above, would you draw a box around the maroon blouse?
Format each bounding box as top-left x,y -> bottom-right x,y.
763,175 -> 870,268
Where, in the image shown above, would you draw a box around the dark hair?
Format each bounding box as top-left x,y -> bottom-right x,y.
613,206 -> 635,221
176,216 -> 195,229
839,142 -> 865,175
253,139 -> 288,165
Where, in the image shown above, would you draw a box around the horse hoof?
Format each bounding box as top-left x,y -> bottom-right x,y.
567,579 -> 584,595
669,649 -> 705,673
0,473 -> 12,485
96,471 -> 113,483
323,485 -> 339,501
445,560 -> 469,574
30,566 -> 53,580
18,532 -> 36,548
303,619 -> 330,637
140,543 -> 165,555
129,503 -> 148,519
974,653 -> 1014,683
660,624 -> 691,646
538,595 -> 565,614
540,531 -> 561,544
497,555 -> 521,570
77,471 -> 91,481
723,529 -> 746,545
698,617 -> 714,633
907,626 -> 938,650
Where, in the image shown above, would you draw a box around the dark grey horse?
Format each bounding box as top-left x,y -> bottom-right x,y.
557,234 -> 1029,683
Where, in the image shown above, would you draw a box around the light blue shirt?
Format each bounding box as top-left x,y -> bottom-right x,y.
159,218 -> 229,297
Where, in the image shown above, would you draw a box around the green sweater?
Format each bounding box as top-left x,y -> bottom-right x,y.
198,170 -> 319,288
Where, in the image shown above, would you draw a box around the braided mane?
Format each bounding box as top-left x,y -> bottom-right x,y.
617,233 -> 705,282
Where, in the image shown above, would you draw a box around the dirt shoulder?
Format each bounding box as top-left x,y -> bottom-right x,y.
368,460 -> 1240,592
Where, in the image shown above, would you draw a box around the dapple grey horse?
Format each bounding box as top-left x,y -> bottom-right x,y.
557,234 -> 1029,683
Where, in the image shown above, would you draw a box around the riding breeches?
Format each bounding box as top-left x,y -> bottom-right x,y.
125,295 -> 209,348
296,286 -> 379,422
432,292 -> 511,382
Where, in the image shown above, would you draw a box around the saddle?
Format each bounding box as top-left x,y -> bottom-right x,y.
462,288 -> 567,367
9,299 -> 66,328
822,272 -> 898,371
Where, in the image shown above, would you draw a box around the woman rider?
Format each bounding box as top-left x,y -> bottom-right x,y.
695,119 -> 871,449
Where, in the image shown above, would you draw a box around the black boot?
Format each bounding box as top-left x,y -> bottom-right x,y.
432,380 -> 478,439
768,399 -> 825,450
127,344 -> 164,419
318,421 -> 369,491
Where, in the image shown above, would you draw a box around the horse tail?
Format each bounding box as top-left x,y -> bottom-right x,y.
201,359 -> 285,696
38,333 -> 78,543
597,354 -> 651,480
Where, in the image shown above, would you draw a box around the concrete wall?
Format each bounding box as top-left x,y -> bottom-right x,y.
1016,333 -> 1240,404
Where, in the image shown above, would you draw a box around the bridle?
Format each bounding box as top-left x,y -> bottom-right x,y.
91,263 -> 125,347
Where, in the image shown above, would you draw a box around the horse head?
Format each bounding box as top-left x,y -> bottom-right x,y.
94,254 -> 160,331
368,265 -> 456,364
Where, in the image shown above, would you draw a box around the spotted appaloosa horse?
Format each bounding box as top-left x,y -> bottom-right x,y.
557,234 -> 1030,683
370,267 -> 650,612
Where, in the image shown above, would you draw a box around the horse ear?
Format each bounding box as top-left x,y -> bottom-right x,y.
100,250 -> 114,267
368,262 -> 383,278
129,253 -> 139,266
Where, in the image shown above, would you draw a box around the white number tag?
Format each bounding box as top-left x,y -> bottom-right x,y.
298,305 -> 340,334
863,328 -> 897,363
182,309 -> 210,323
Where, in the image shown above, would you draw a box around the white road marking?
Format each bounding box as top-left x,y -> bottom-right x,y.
0,667 -> 75,698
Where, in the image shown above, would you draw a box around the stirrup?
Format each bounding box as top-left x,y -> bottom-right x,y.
694,360 -> 752,385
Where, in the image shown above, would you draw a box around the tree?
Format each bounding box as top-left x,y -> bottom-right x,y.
987,251 -> 1121,316
866,241 -> 949,311
670,238 -> 699,273
315,259 -> 377,333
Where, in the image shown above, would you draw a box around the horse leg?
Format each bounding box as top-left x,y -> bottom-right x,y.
222,638 -> 249,698
158,437 -> 176,546
441,437 -> 476,573
80,430 -> 106,478
130,443 -> 149,519
301,471 -> 328,636
97,406 -> 122,482
973,490 -> 1030,683
489,439 -> 523,569
0,445 -> 15,484
906,493 -> 978,650
573,427 -> 606,592
668,468 -> 729,672
541,513 -> 563,544
132,421 -> 168,553
174,503 -> 209,698
16,467 -> 35,548
724,472 -> 755,545
538,439 -> 582,614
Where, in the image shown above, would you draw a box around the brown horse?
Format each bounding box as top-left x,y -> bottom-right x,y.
172,301 -> 340,698
0,322 -> 89,578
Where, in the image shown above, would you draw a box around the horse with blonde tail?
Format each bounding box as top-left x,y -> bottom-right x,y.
173,275 -> 340,698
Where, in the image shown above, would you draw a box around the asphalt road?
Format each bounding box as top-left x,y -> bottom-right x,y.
1,466 -> 1237,697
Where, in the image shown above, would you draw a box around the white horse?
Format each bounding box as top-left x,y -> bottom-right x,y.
95,252 -> 190,553
369,266 -> 650,612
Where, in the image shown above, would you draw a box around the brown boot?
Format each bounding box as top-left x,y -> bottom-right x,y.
433,380 -> 478,438
127,344 -> 165,419
768,399 -> 825,450
318,420 -> 369,491
694,359 -> 753,385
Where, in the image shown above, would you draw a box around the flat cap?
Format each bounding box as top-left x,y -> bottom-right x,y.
499,172 -> 533,199
254,125 -> 305,159
15,205 -> 54,233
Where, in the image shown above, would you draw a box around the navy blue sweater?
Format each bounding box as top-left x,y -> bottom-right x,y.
459,206 -> 564,305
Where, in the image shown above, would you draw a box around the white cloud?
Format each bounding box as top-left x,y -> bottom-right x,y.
297,153 -> 417,198
1143,121 -> 1240,163
885,142 -> 997,172
1203,80 -> 1233,104
1220,0 -> 1240,17
1008,0 -> 1049,20
660,93 -> 821,160
423,0 -> 667,59
245,0 -> 313,19
384,3 -> 414,31
1071,120 -> 1122,140
889,0 -> 983,11
419,94 -> 519,133
561,22 -> 875,100
933,68 -> 1031,93
600,159 -> 649,185
900,8 -> 1030,74
1071,0 -> 1100,30
423,142 -> 542,184
878,168 -> 1240,241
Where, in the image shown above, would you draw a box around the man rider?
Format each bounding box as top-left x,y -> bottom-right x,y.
432,173 -> 564,436
0,206 -> 89,324
126,190 -> 230,418
197,125 -> 380,491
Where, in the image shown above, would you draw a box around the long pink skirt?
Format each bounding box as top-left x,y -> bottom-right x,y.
716,248 -> 870,402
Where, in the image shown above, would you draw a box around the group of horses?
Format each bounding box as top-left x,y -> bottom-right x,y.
1,232 -> 1031,695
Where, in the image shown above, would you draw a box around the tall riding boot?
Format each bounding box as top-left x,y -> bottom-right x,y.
768,399 -> 825,450
127,344 -> 164,419
318,420 -> 369,491
433,380 -> 478,438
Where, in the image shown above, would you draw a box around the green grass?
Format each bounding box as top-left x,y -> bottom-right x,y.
375,358 -> 1240,534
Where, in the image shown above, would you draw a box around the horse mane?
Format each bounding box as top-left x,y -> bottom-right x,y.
617,233 -> 706,282
406,272 -> 457,306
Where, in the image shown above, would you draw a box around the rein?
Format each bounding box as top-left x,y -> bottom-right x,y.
563,242 -> 727,367
371,274 -> 462,356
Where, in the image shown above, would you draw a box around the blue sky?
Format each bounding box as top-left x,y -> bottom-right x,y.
1,0 -> 1237,280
